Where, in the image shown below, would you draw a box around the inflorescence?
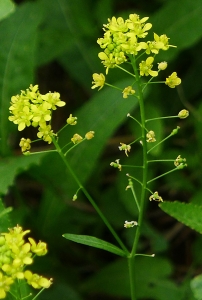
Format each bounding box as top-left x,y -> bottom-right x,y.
9,85 -> 94,153
0,225 -> 52,299
91,13 -> 181,91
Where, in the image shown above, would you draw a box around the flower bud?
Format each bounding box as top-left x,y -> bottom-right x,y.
146,130 -> 156,142
67,114 -> 77,125
71,134 -> 83,144
178,109 -> 189,119
158,61 -> 167,70
85,131 -> 95,140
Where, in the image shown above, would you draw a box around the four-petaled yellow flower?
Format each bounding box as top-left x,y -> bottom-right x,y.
139,57 -> 158,77
165,72 -> 181,88
91,73 -> 105,90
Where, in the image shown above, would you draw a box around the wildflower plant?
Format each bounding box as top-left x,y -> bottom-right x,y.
8,12 -> 189,300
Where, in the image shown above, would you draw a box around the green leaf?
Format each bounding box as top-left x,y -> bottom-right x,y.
0,198 -> 11,231
63,233 -> 126,257
191,274 -> 202,300
151,0 -> 202,60
0,2 -> 43,155
0,153 -> 47,196
159,201 -> 202,233
0,0 -> 15,21
81,257 -> 182,299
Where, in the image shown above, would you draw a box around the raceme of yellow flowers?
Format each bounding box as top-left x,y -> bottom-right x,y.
91,13 -> 181,91
0,225 -> 51,299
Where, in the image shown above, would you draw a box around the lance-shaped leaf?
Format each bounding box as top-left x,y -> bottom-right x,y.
63,233 -> 126,257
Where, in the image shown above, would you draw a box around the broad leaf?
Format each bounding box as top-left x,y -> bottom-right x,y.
81,257 -> 182,299
159,201 -> 202,233
0,153 -> 47,195
151,0 -> 202,61
63,233 -> 126,257
0,2 -> 43,155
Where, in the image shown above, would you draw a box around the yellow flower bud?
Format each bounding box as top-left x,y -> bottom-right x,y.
85,131 -> 95,140
158,61 -> 167,70
146,130 -> 156,142
67,114 -> 77,125
178,109 -> 189,119
71,134 -> 83,144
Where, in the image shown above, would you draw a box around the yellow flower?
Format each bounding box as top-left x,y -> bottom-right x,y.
122,86 -> 135,98
146,130 -> 156,143
37,125 -> 55,144
19,138 -> 31,152
67,114 -> 77,125
85,131 -> 94,140
24,270 -> 52,289
178,109 -> 189,119
165,72 -> 181,88
139,57 -> 158,77
0,272 -> 13,299
28,238 -> 48,256
71,134 -> 83,144
91,73 -> 105,90
158,61 -> 167,70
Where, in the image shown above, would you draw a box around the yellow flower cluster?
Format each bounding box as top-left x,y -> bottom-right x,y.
92,13 -> 181,91
97,14 -> 173,74
0,225 -> 52,299
9,84 -> 66,145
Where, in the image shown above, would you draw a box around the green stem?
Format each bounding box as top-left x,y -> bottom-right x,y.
32,288 -> 45,300
147,131 -> 175,154
115,64 -> 136,78
51,137 -> 129,255
128,55 -> 149,300
148,159 -> 174,163
147,167 -> 178,184
146,115 -> 178,122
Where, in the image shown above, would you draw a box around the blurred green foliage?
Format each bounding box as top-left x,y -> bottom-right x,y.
0,0 -> 202,299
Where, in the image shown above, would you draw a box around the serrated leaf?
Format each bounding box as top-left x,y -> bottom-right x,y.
63,233 -> 126,257
0,153 -> 46,195
0,0 -> 15,21
159,201 -> 202,233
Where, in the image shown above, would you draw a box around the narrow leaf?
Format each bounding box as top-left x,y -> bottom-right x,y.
63,233 -> 126,257
159,201 -> 202,233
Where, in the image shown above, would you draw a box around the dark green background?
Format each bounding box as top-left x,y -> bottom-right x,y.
0,0 -> 202,299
